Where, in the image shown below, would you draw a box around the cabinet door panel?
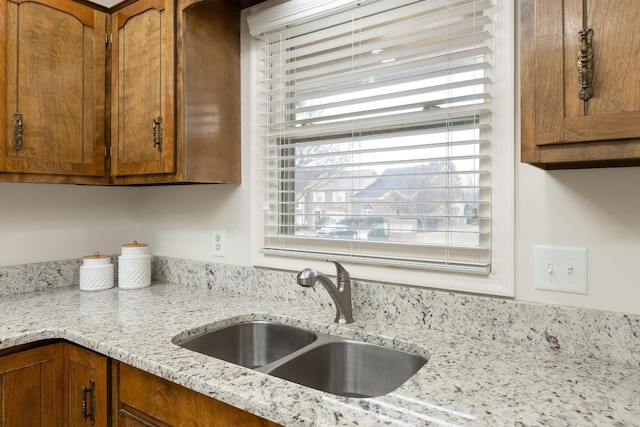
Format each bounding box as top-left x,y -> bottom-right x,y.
583,1 -> 640,117
1,0 -> 106,177
113,362 -> 281,427
521,0 -> 640,167
556,0 -> 640,143
534,0 -> 640,145
0,343 -> 64,426
111,0 -> 175,177
65,344 -> 108,427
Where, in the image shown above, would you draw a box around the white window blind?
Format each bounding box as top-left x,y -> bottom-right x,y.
253,0 -> 494,275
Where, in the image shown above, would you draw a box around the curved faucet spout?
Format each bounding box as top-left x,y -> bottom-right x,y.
296,261 -> 354,324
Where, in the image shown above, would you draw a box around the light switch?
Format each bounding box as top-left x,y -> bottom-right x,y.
534,245 -> 587,294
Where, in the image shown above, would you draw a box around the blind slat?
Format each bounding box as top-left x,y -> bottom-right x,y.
265,48 -> 492,94
266,32 -> 492,84
263,63 -> 490,107
263,106 -> 491,137
266,11 -> 492,63
270,0 -> 491,43
264,78 -> 491,117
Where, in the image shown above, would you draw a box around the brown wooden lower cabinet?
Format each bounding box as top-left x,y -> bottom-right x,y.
0,342 -> 277,427
0,342 -> 64,425
0,341 -> 108,426
112,362 -> 281,427
65,343 -> 109,427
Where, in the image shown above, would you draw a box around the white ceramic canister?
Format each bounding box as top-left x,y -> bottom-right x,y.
80,252 -> 114,291
118,241 -> 151,290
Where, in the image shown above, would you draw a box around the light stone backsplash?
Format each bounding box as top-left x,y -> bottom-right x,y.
0,256 -> 119,296
2,256 -> 638,365
0,259 -> 82,296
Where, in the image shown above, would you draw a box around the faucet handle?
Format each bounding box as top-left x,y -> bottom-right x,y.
327,260 -> 350,284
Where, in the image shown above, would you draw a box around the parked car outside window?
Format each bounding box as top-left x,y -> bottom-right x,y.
316,225 -> 358,240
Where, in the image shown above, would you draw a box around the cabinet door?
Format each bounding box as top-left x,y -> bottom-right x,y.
521,0 -> 640,166
0,0 -> 107,177
65,344 -> 108,427
0,343 -> 64,426
111,0 -> 175,177
113,362 -> 281,427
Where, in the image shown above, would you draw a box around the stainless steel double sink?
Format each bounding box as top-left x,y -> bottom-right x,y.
173,321 -> 428,398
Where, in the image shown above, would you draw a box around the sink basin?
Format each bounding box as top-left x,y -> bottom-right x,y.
174,320 -> 427,398
268,340 -> 427,398
175,321 -> 317,369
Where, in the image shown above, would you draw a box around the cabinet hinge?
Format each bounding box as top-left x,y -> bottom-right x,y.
105,33 -> 112,45
104,145 -> 108,158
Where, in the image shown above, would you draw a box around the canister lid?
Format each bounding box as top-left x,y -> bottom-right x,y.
122,240 -> 148,248
83,251 -> 110,260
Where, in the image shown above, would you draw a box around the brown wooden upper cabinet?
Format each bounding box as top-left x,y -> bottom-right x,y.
0,0 -> 108,184
0,0 -> 240,184
521,0 -> 640,169
111,0 -> 240,184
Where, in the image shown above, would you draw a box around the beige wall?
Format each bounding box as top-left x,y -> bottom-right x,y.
515,165 -> 640,314
0,183 -> 138,265
136,184 -> 248,264
2,12 -> 640,316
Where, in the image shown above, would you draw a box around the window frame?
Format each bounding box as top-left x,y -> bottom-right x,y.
244,0 -> 515,296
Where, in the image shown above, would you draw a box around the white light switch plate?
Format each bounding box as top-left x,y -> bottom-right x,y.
534,245 -> 588,294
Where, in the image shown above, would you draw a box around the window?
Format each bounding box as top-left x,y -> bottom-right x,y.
247,0 -> 514,295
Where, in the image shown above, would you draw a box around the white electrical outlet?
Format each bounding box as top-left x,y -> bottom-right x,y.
534,245 -> 588,294
212,229 -> 225,257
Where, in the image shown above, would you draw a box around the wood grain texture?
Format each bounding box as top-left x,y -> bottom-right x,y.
180,0 -> 241,183
0,342 -> 111,427
0,343 -> 64,427
112,362 -> 281,427
110,0 -> 175,177
65,344 -> 109,427
521,0 -> 640,168
1,0 -> 241,184
112,0 -> 241,184
0,0 -> 107,180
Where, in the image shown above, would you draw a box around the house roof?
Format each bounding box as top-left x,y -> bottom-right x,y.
294,168 -> 378,193
352,162 -> 455,200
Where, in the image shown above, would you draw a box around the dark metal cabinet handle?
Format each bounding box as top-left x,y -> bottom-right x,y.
82,378 -> 95,424
577,28 -> 594,101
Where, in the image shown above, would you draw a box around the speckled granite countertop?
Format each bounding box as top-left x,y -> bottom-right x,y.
0,282 -> 638,426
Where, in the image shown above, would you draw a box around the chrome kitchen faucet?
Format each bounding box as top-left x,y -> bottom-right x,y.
297,260 -> 354,324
